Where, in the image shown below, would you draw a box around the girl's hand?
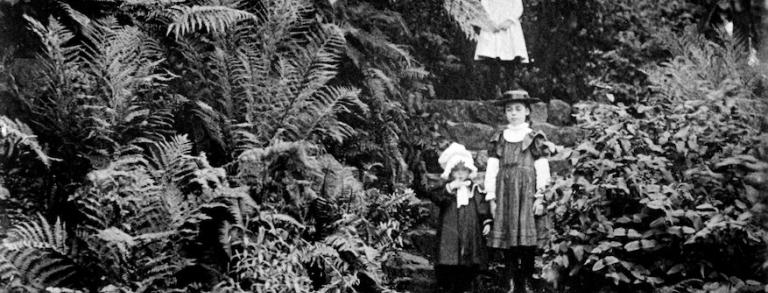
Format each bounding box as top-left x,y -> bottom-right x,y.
494,19 -> 516,32
483,224 -> 492,236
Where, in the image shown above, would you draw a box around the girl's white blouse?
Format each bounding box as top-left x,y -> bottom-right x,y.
484,123 -> 551,200
474,0 -> 529,62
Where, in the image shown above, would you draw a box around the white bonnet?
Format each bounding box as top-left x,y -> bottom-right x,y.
438,142 -> 478,179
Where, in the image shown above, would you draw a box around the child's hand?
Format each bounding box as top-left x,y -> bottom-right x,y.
447,180 -> 469,191
533,198 -> 546,216
483,224 -> 491,236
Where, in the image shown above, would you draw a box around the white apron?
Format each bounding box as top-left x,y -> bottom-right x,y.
473,0 -> 529,62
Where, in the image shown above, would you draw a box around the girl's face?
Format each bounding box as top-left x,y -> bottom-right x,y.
505,102 -> 530,125
451,167 -> 471,181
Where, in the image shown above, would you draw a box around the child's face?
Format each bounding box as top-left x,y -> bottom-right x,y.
451,168 -> 471,181
505,102 -> 530,125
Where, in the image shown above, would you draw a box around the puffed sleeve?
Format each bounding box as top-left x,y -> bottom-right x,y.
487,130 -> 502,158
528,131 -> 555,159
484,131 -> 502,200
508,0 -> 524,22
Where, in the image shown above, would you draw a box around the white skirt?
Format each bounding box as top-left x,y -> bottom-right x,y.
474,22 -> 529,62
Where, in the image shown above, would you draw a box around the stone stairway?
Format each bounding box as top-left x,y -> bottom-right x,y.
385,98 -> 583,293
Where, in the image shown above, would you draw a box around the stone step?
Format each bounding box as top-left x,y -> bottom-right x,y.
425,99 -> 550,125
383,251 -> 436,293
439,121 -> 497,150
404,227 -> 438,261
435,121 -> 585,153
425,98 -> 575,126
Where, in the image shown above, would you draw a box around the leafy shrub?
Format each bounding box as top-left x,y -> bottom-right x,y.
541,29 -> 768,292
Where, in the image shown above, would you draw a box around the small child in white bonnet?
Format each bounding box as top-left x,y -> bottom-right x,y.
432,142 -> 492,293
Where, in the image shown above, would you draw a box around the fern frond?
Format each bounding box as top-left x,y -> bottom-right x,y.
0,253 -> 20,281
3,215 -> 68,255
0,116 -> 55,166
143,134 -> 197,187
166,5 -> 259,38
0,216 -> 78,289
442,0 -> 491,41
260,212 -> 306,230
285,86 -> 367,143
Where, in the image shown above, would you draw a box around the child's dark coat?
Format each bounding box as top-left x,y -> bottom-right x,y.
431,181 -> 491,266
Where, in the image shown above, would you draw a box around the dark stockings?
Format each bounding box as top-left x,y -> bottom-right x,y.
500,247 -> 535,293
436,265 -> 478,293
480,57 -> 522,98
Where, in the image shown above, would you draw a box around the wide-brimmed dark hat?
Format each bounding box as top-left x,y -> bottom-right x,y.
492,90 -> 540,106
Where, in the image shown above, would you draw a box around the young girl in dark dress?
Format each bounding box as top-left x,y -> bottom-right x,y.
484,90 -> 554,293
433,143 -> 493,293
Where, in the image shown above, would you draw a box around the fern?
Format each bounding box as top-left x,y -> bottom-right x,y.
166,5 -> 259,38
283,86 -> 366,143
0,216 -> 79,289
142,134 -> 197,187
442,0 -> 492,41
0,116 -> 54,166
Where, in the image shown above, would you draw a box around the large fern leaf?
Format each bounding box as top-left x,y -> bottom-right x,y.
166,5 -> 259,38
0,216 -> 79,289
143,134 -> 197,187
442,0 -> 492,41
284,86 -> 367,143
0,116 -> 55,166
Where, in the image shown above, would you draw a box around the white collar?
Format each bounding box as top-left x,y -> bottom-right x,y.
503,123 -> 532,142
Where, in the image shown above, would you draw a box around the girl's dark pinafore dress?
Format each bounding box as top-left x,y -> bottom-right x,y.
487,130 -> 549,249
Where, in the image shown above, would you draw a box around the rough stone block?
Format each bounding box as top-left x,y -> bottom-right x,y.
532,123 -> 585,147
549,159 -> 572,176
530,102 -> 548,123
425,99 -> 506,125
438,122 -> 497,150
404,228 -> 437,260
547,99 -> 573,126
383,251 -> 436,293
472,150 -> 489,171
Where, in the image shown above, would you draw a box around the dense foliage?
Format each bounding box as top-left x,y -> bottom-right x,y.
1,0 -> 767,292
0,0 -> 431,291
540,28 -> 768,292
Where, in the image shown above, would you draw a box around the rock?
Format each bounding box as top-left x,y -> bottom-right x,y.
547,99 -> 573,126
415,196 -> 441,228
382,251 -> 435,293
532,122 -> 585,147
549,159 -> 572,176
438,122 -> 497,150
472,150 -> 489,171
424,99 -> 507,125
530,102 -> 548,123
404,228 -> 437,260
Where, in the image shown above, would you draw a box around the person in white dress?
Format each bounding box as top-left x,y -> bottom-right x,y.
474,0 -> 529,97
